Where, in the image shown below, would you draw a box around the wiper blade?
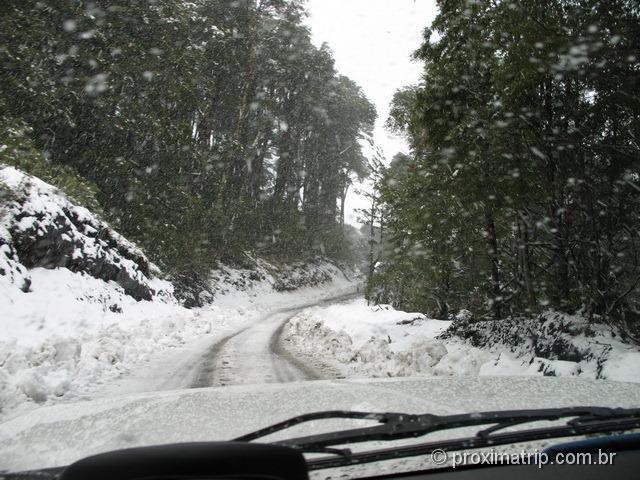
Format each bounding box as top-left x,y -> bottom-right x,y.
236,406 -> 640,447
234,407 -> 640,470
234,410 -> 391,442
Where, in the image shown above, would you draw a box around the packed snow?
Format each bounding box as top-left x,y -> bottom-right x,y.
0,262 -> 355,422
2,165 -> 638,445
283,299 -> 640,383
0,164 -> 357,422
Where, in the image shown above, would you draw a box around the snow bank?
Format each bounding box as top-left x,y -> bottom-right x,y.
283,300 -> 640,383
283,299 -> 464,378
0,165 -> 162,300
207,258 -> 355,311
0,266 -> 199,419
271,257 -> 353,292
0,165 -> 197,419
0,165 -> 358,422
0,259 -> 355,422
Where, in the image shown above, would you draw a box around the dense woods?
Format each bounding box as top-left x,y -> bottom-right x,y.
3,0 -> 639,327
372,0 -> 640,326
0,0 -> 375,273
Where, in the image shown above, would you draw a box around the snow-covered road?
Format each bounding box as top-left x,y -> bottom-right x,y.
190,292 -> 357,387
58,283 -> 361,408
1,256 -> 360,421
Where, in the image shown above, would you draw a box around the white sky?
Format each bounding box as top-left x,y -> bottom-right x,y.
304,0 -> 438,226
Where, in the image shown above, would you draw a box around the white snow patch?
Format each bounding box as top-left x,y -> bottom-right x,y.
1,261 -> 356,422
0,165 -> 164,300
0,267 -> 195,419
283,300 -> 640,383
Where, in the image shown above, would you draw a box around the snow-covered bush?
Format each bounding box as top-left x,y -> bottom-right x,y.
454,309 -> 473,323
440,311 -> 597,362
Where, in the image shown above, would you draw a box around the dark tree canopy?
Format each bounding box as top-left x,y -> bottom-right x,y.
0,0 -> 375,272
372,0 -> 640,325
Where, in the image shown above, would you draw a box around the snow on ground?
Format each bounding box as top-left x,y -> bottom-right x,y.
283,299 -> 640,383
0,264 -> 355,422
0,165 -> 160,300
0,164 -> 357,422
444,311 -> 640,383
0,267 -> 187,420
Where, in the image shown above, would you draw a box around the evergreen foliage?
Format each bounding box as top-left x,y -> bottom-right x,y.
0,0 -> 375,273
374,0 -> 640,325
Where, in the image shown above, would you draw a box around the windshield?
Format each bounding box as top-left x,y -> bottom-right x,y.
1,0 -> 639,477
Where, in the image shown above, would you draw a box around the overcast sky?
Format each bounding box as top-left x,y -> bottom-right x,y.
304,0 -> 438,226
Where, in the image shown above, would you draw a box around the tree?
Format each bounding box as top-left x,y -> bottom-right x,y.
0,0 -> 376,273
373,0 -> 640,324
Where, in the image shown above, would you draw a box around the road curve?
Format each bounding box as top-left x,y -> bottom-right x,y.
190,291 -> 358,388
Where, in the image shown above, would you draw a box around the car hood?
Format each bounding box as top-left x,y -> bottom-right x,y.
2,375 -> 640,472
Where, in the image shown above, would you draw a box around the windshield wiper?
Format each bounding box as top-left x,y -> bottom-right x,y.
234,406 -> 640,470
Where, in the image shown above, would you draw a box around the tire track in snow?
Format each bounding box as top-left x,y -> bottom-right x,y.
190,291 -> 358,387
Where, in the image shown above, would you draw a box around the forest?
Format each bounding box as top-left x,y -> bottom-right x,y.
2,0 -> 639,326
0,0 -> 375,274
370,0 -> 640,326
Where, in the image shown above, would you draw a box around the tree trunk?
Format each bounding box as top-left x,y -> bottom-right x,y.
485,210 -> 502,319
339,182 -> 349,228
366,197 -> 377,305
517,212 -> 536,305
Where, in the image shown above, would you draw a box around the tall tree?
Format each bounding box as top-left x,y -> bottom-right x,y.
373,0 -> 640,324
